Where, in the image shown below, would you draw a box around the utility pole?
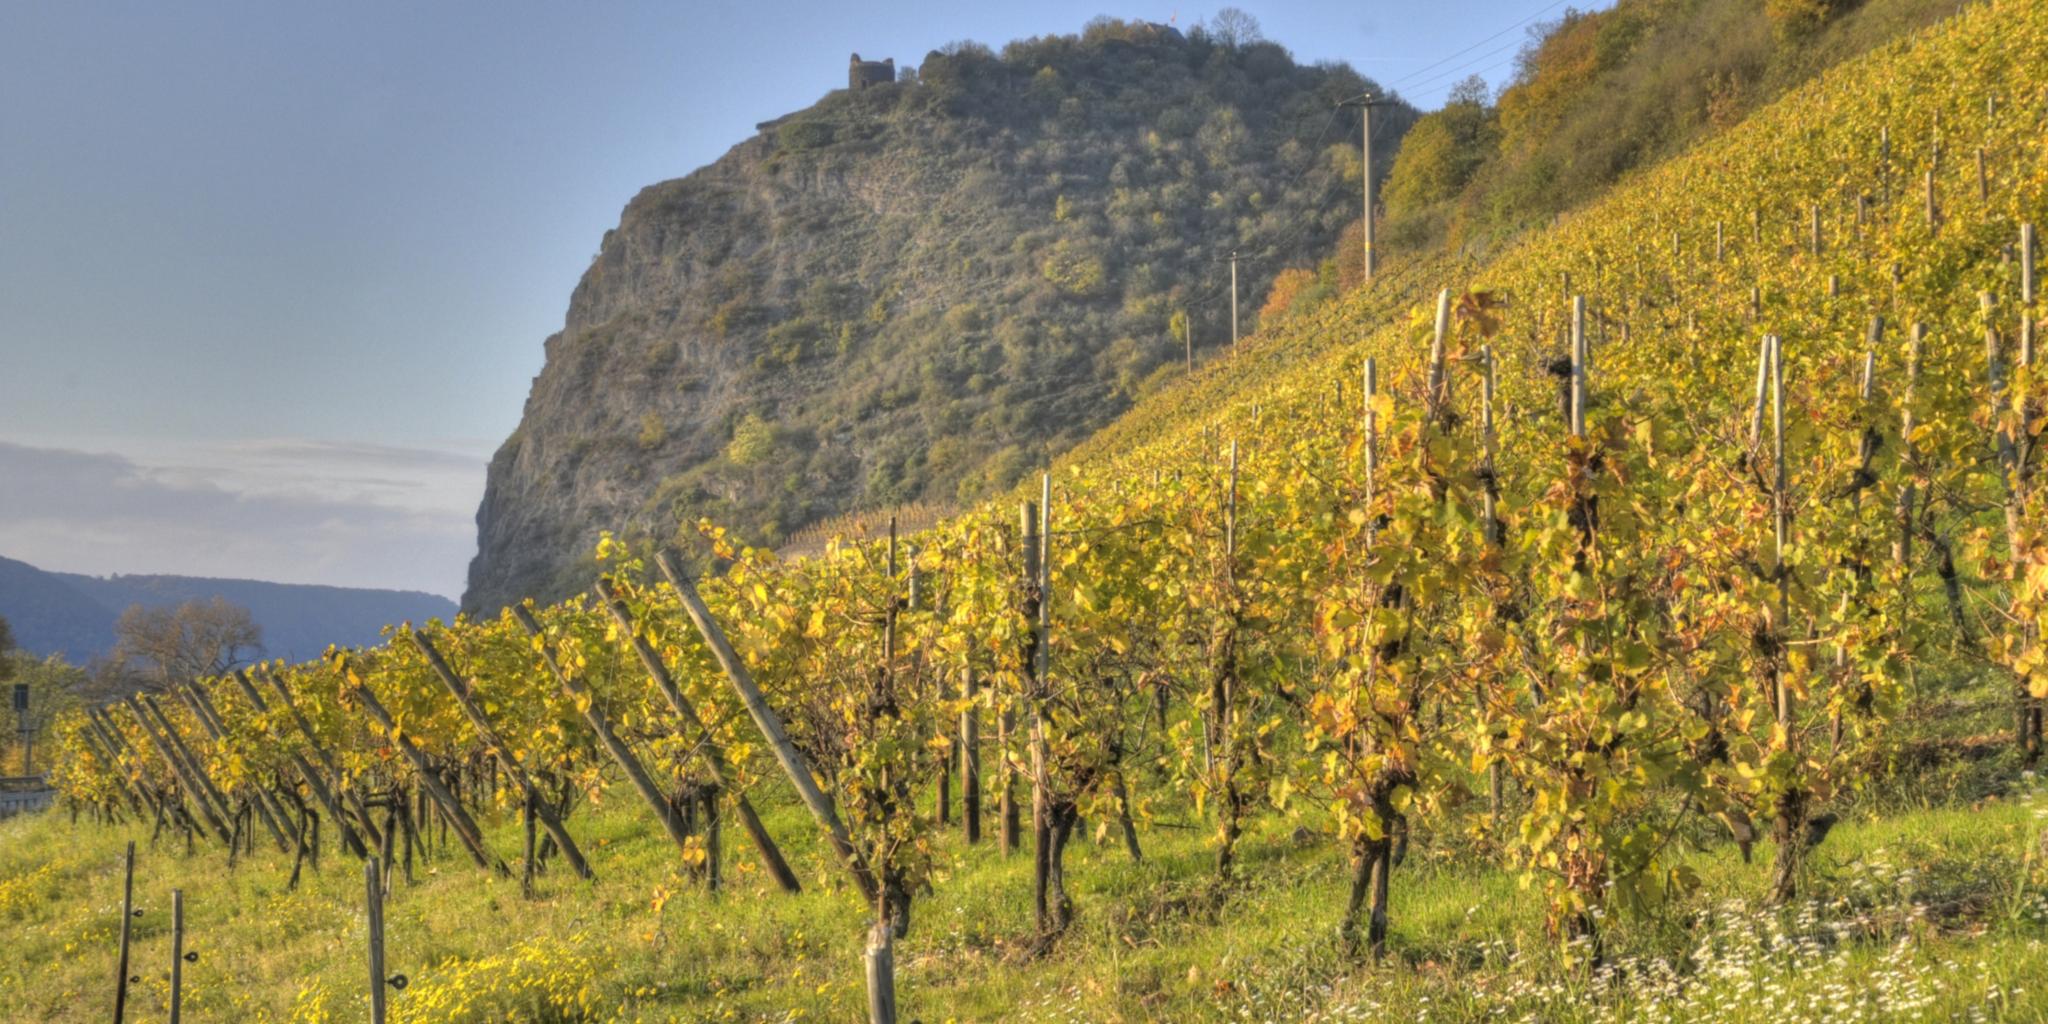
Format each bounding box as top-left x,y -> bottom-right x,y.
13,684 -> 28,776
1229,251 -> 1240,351
1340,93 -> 1389,284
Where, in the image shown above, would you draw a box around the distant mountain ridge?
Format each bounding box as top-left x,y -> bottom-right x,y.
0,554 -> 457,665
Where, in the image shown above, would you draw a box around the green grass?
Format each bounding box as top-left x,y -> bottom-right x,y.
5,732 -> 2047,1023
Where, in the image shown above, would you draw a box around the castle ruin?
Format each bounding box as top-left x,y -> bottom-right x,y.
848,53 -> 895,90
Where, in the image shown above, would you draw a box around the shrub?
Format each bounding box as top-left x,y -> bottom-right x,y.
726,414 -> 778,467
777,119 -> 835,151
636,412 -> 666,450
1041,240 -> 1108,296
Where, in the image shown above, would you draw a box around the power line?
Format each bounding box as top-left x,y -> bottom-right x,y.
1400,47 -> 1529,102
1392,34 -> 1530,99
1384,0 -> 1570,93
1179,1 -> 1582,326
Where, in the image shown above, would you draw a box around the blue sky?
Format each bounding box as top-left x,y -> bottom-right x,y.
0,0 -> 1589,598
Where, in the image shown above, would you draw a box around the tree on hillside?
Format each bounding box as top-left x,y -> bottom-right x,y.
1384,77 -> 1499,216
112,597 -> 263,689
1207,8 -> 1263,48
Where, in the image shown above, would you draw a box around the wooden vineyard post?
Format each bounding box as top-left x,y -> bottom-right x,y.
1810,204 -> 1822,257
228,671 -> 367,859
1748,334 -> 1774,450
1361,99 -> 1377,283
654,551 -> 880,906
1208,442 -> 1252,887
1772,334 -> 1791,725
342,671 -> 506,875
2020,226 -> 2041,753
913,549 -> 951,830
998,507 -> 1021,857
121,698 -> 231,844
2022,224 -> 2035,368
1926,168 -> 1939,231
960,667 -> 981,845
1571,297 -> 1588,437
997,708 -> 1017,854
365,858 -> 387,1024
1767,332 -> 1805,904
116,711 -> 169,827
522,790 -> 538,897
659,547 -> 899,1022
168,889 -> 185,1024
1833,338 -> 1880,750
1879,125 -> 1891,206
865,920 -> 897,1024
1984,292 -> 2038,761
592,579 -> 801,893
409,630 -> 594,882
112,841 -> 135,1024
78,725 -> 146,819
1893,323 -> 1926,617
136,696 -> 238,839
260,669 -> 384,854
1022,478 -> 1056,936
1229,252 -> 1240,351
1112,770 -> 1143,863
1480,344 -> 1505,818
1363,357 -> 1378,508
1426,289 -> 1452,415
173,681 -> 292,852
511,605 -> 700,868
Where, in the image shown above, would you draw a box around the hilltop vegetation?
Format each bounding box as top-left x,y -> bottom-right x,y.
1379,0 -> 1961,255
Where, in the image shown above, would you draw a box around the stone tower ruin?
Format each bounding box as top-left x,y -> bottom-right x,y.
848,53 -> 895,90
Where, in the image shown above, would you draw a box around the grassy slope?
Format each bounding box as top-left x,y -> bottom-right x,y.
3,730 -> 2045,1023
10,1 -> 2048,1021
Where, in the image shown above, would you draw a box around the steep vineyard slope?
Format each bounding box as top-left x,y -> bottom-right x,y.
1066,3 -> 2039,485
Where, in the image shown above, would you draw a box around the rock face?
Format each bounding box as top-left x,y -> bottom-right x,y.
465,21 -> 1410,613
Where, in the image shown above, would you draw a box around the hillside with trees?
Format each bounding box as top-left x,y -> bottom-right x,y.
465,13 -> 1416,612
1378,0 -> 1961,255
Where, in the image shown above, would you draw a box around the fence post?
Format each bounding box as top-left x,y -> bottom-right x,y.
864,919 -> 897,1024
112,841 -> 135,1024
592,580 -> 800,893
366,858 -> 387,1024
655,552 -> 881,905
169,890 -> 185,1024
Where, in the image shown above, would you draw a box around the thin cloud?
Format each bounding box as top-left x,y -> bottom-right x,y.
0,440 -> 479,598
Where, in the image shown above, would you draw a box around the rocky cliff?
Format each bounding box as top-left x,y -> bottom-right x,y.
466,19 -> 1411,612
